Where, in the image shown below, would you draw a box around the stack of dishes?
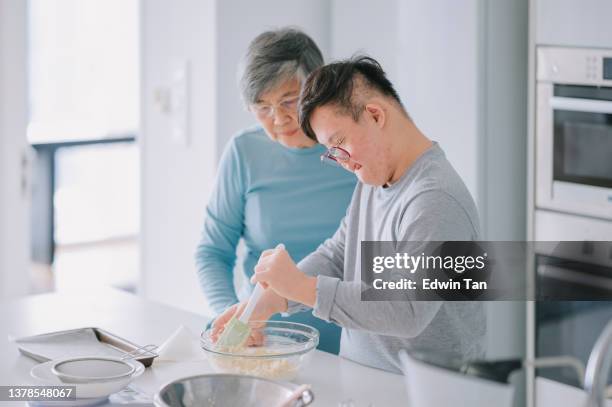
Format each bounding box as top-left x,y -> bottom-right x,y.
29,356 -> 145,406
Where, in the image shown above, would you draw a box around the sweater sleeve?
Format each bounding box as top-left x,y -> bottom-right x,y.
310,190 -> 476,337
285,212 -> 348,314
195,138 -> 246,314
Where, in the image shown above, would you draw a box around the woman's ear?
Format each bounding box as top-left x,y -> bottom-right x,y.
364,102 -> 386,129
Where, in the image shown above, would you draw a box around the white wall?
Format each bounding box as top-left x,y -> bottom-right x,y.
0,0 -> 30,301
330,0 -> 398,82
140,0 -> 332,315
398,0 -> 481,202
140,0 -> 217,315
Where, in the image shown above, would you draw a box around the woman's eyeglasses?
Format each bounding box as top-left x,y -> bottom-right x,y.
251,97 -> 299,119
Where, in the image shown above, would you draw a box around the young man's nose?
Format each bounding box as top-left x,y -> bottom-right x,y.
343,159 -> 358,172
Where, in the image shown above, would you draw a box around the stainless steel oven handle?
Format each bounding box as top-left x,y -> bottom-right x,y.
537,265 -> 612,291
550,96 -> 612,114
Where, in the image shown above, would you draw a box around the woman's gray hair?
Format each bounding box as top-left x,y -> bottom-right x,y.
239,27 -> 324,105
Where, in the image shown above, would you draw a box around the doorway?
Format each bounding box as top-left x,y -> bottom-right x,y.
27,0 -> 141,293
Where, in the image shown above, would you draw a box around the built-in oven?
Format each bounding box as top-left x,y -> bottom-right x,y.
535,241 -> 612,388
536,46 -> 612,220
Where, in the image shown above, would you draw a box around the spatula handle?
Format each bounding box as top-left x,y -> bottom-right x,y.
240,243 -> 285,323
239,283 -> 265,323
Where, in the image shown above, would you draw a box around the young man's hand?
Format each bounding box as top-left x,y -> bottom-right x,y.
251,244 -> 317,307
211,288 -> 288,343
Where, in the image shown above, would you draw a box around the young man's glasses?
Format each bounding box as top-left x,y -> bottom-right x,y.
321,146 -> 350,167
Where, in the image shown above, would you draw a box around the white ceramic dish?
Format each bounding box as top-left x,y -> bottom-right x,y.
536,377 -> 612,407
51,357 -> 136,383
31,358 -> 144,399
398,350 -> 515,407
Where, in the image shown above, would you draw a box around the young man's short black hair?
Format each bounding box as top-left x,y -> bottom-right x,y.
298,55 -> 404,142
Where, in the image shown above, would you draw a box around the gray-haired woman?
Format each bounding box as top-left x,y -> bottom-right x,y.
195,28 -> 355,354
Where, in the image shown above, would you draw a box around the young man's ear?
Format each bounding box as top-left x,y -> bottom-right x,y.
364,102 -> 386,129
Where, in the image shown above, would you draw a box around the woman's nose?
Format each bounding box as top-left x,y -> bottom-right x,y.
273,109 -> 291,126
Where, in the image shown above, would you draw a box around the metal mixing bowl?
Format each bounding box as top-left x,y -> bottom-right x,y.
154,374 -> 314,407
201,321 -> 319,380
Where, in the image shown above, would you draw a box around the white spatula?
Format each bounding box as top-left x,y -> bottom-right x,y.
215,244 -> 284,349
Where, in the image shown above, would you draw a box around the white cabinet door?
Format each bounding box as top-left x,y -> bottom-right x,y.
0,0 -> 30,300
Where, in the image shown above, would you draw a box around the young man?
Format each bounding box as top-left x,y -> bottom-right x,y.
213,56 -> 486,373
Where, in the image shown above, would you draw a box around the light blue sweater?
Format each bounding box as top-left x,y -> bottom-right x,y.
195,126 -> 356,314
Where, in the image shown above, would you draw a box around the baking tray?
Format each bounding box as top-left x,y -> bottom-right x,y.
14,327 -> 158,367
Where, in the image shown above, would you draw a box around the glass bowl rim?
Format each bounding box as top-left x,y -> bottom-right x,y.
200,320 -> 320,359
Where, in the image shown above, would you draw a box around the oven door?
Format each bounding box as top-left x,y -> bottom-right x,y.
536,83 -> 612,220
535,254 -> 612,388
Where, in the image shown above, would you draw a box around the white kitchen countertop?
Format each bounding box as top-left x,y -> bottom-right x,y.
0,288 -> 408,406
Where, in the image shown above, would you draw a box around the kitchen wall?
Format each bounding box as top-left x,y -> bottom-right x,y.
139,0 -> 217,315
330,0 -> 398,81
0,0 -> 30,301
398,0 -> 481,201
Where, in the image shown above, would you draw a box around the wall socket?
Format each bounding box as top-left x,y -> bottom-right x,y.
153,59 -> 190,146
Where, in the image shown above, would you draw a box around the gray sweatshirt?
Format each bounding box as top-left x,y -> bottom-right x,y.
292,142 -> 486,373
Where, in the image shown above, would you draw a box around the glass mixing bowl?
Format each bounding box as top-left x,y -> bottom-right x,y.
200,321 -> 319,380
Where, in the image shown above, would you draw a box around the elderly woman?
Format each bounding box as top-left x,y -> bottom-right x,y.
195,28 -> 355,354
